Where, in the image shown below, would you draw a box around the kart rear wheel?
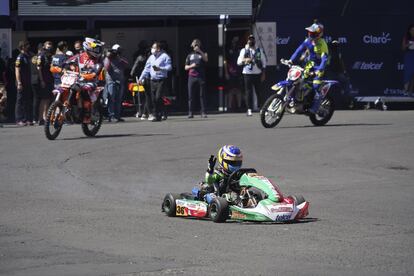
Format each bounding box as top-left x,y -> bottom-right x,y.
209,197 -> 229,223
162,193 -> 181,217
291,195 -> 305,205
309,95 -> 335,126
260,94 -> 285,128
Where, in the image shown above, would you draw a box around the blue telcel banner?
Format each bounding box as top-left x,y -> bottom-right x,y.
265,15 -> 411,97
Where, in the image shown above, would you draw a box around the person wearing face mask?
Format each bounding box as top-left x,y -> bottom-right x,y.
73,40 -> 83,55
138,41 -> 172,122
15,41 -> 32,126
36,41 -> 55,125
237,34 -> 267,116
185,39 -> 208,118
104,44 -> 128,122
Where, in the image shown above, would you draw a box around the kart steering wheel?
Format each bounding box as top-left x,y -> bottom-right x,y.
222,168 -> 258,194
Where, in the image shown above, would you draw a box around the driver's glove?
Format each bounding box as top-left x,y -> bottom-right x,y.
207,155 -> 217,174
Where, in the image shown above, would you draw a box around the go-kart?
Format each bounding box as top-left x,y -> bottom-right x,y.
161,168 -> 309,223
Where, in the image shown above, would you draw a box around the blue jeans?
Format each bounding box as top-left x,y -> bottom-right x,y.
106,81 -> 123,119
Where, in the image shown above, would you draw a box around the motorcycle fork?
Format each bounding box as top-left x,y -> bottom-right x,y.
282,85 -> 297,109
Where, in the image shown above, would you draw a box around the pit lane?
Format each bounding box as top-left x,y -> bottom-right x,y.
1,110 -> 413,275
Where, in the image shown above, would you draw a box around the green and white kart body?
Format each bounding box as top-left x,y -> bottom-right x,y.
162,169 -> 309,223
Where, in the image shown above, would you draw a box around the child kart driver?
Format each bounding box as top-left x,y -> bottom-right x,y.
193,145 -> 243,203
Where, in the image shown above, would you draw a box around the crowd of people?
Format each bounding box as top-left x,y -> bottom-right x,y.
1,22 -> 413,127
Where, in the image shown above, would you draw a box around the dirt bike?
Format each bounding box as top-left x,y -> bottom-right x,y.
260,59 -> 337,128
44,70 -> 104,140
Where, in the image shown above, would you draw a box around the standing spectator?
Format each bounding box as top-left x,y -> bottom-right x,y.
31,43 -> 42,124
130,40 -> 151,119
5,49 -> 20,122
0,48 -> 7,123
15,40 -> 32,126
185,39 -> 208,118
50,41 -> 68,89
37,41 -> 54,125
402,24 -> 414,94
225,36 -> 243,111
237,34 -> 266,116
104,44 -> 128,122
326,40 -> 352,107
138,41 -> 172,122
73,40 -> 83,55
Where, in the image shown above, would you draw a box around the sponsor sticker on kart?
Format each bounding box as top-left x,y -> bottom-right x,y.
231,211 -> 247,220
269,206 -> 293,213
275,214 -> 291,222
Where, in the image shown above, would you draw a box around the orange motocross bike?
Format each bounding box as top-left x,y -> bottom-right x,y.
44,69 -> 104,140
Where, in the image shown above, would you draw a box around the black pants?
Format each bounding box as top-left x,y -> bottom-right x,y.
32,83 -> 40,122
15,85 -> 33,122
243,74 -> 263,110
188,76 -> 206,114
150,79 -> 166,120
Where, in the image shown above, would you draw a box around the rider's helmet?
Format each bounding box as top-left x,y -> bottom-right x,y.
306,21 -> 324,40
83,37 -> 104,58
217,145 -> 243,175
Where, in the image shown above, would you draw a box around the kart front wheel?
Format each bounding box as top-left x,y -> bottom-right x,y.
209,197 -> 229,223
291,195 -> 306,205
162,193 -> 181,217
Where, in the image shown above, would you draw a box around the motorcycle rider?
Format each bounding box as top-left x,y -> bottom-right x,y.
194,145 -> 243,203
65,37 -> 104,124
288,21 -> 329,114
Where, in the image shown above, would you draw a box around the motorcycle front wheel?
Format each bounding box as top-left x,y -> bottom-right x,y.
260,94 -> 285,128
81,99 -> 103,137
309,95 -> 335,126
44,101 -> 64,140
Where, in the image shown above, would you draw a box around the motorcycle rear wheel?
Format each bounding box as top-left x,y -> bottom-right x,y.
82,99 -> 103,137
44,101 -> 64,140
309,95 -> 335,126
260,94 -> 285,128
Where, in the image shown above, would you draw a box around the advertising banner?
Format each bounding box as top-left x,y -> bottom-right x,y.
270,16 -> 411,97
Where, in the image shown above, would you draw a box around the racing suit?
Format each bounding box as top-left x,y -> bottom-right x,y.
66,52 -> 103,123
290,37 -> 329,113
198,167 -> 227,203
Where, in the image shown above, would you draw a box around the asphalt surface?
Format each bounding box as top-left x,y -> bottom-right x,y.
1,110 -> 414,276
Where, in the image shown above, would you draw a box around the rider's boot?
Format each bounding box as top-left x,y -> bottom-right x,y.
309,80 -> 323,114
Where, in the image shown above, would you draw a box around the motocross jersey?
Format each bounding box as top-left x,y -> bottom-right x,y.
66,52 -> 102,81
290,38 -> 329,72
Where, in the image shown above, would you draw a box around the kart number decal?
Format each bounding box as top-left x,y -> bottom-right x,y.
176,205 -> 188,216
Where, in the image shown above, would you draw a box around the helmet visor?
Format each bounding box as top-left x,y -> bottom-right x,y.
226,160 -> 242,168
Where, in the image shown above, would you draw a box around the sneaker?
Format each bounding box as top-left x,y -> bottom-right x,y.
116,118 -> 125,122
28,121 -> 34,126
16,121 -> 27,127
32,120 -> 38,125
135,112 -> 141,118
247,109 -> 252,116
140,114 -> 148,121
201,113 -> 207,118
148,114 -> 155,121
188,113 -> 194,119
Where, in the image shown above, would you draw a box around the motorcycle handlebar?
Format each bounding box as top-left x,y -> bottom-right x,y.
280,59 -> 293,67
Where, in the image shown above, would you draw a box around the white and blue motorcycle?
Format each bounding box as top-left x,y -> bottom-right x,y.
260,59 -> 337,128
